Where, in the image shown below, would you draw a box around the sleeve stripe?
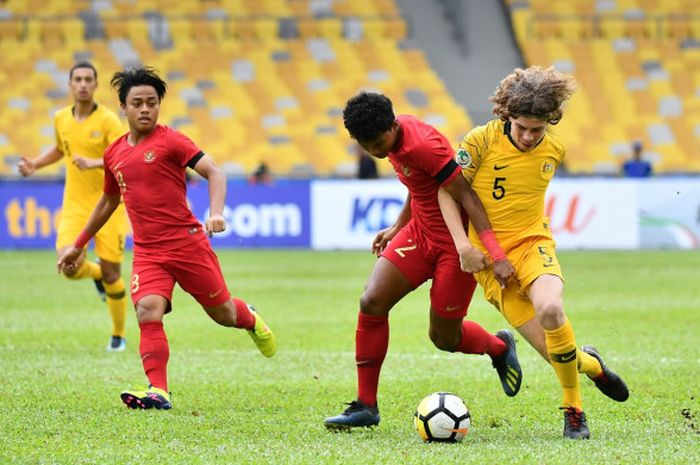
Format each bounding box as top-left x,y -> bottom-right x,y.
435,158 -> 459,184
187,151 -> 205,169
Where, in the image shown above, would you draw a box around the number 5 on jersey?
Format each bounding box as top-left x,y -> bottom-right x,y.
492,177 -> 506,200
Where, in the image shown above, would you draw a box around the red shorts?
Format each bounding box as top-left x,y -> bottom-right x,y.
381,220 -> 476,319
130,236 -> 231,309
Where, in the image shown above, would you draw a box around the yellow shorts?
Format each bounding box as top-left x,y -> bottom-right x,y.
475,237 -> 564,328
56,203 -> 128,263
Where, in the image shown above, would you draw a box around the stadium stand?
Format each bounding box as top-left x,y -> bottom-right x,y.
506,0 -> 700,173
0,0 -> 471,177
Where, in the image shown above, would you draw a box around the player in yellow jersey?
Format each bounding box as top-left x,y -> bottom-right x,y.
438,66 -> 628,439
18,62 -> 129,352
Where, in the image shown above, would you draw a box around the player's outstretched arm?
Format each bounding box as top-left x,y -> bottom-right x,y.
18,146 -> 63,177
192,154 -> 227,236
57,193 -> 121,273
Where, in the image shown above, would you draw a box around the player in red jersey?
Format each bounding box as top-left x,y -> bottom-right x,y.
57,66 -> 276,410
324,92 -> 522,430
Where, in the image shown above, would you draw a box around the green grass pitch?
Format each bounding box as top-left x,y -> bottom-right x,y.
1,249 -> 699,464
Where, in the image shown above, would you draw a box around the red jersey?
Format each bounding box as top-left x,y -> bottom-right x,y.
103,125 -> 205,252
388,115 -> 466,247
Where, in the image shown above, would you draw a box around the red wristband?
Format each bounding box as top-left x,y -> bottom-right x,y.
74,229 -> 93,249
479,229 -> 506,262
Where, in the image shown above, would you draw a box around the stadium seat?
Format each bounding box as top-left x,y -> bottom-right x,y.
0,18 -> 24,43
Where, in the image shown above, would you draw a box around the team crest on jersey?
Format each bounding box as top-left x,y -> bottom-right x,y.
402,165 -> 411,177
90,131 -> 102,139
540,159 -> 555,180
144,150 -> 156,163
456,148 -> 472,168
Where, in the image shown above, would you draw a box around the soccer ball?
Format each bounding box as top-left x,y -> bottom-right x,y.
413,392 -> 471,443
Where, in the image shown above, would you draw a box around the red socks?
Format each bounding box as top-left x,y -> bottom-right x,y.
139,321 -> 170,391
457,320 -> 506,357
355,312 -> 389,407
232,298 -> 256,330
354,315 -> 505,406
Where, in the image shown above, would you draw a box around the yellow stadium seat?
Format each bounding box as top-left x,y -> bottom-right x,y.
384,18 -> 407,40
40,20 -> 66,47
168,19 -> 193,44
227,19 -> 257,40
103,18 -> 129,40
624,18 -> 655,39
598,18 -> 626,39
0,19 -> 24,43
126,18 -> 150,44
297,18 -> 321,39
192,18 -> 225,43
362,19 -> 386,40
317,18 -> 343,39
63,18 -> 86,49
661,16 -> 692,40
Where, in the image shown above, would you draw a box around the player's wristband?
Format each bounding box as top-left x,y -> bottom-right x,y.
479,229 -> 507,262
74,229 -> 93,249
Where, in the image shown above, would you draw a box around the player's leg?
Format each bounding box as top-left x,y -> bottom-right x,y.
517,317 -> 604,374
325,224 -> 425,430
529,273 -> 588,439
517,308 -> 603,376
99,259 -> 127,351
121,294 -> 172,410
95,214 -> 128,352
325,256 -> 414,430
427,250 -> 522,396
514,317 -> 548,360
515,307 -> 628,403
518,239 -> 627,403
171,238 -> 276,357
121,257 -> 175,410
204,298 -> 276,358
429,311 -> 522,397
357,257 -> 414,399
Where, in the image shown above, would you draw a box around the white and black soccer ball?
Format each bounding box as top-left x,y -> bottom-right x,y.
414,392 -> 471,443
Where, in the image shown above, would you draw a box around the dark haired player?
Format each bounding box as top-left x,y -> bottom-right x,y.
324,92 -> 522,431
18,61 -> 129,352
58,66 -> 276,410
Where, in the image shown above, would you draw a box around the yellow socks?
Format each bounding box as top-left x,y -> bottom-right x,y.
577,348 -> 603,378
544,319 -> 582,410
65,260 -> 102,281
104,278 -> 127,338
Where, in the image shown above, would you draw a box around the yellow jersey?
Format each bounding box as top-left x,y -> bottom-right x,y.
54,103 -> 125,214
457,119 -> 565,251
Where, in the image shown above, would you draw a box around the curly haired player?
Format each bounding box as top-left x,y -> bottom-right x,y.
439,66 -> 629,439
